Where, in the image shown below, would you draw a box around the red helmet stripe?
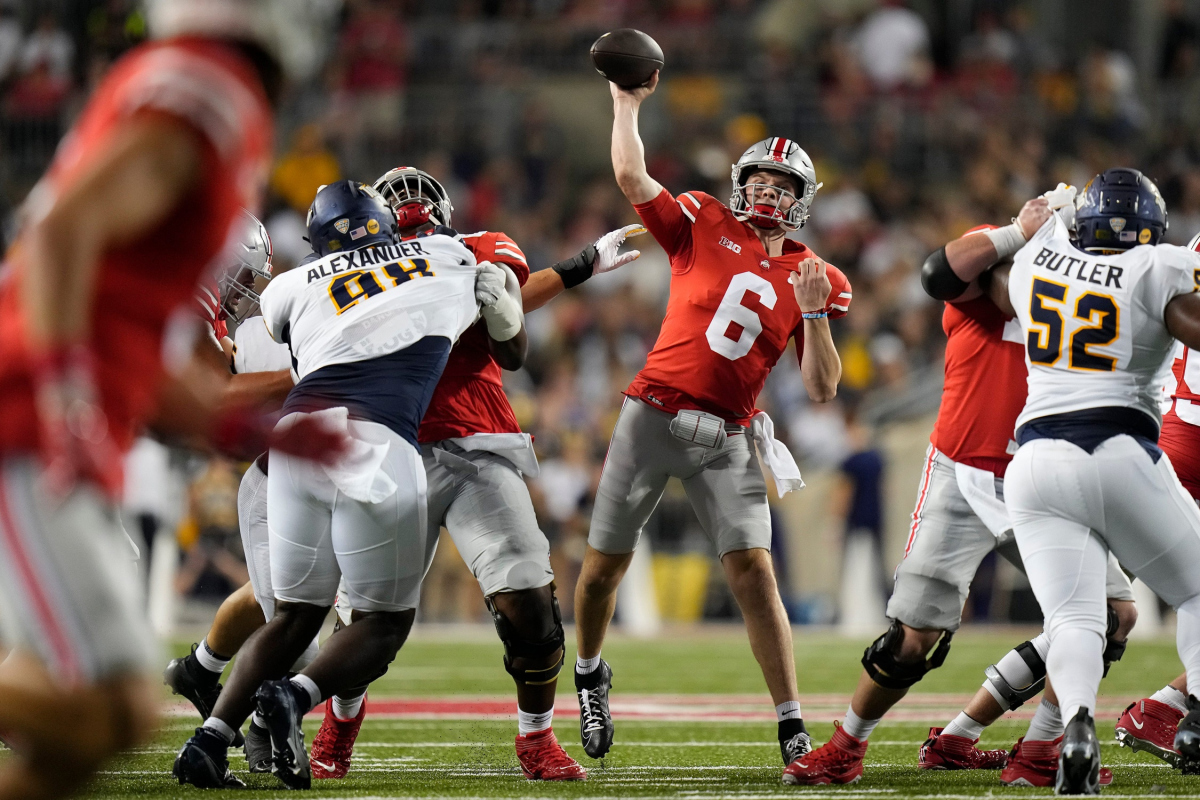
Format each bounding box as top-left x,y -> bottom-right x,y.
770,137 -> 790,162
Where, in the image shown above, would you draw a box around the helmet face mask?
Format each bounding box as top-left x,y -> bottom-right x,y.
730,137 -> 821,231
373,167 -> 453,231
219,210 -> 272,323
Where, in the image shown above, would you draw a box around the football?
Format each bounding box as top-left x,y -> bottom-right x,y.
590,28 -> 664,89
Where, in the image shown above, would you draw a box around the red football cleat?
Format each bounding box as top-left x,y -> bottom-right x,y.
1115,698 -> 1183,766
309,698 -> 366,780
515,728 -> 586,781
782,722 -> 867,785
918,727 -> 1008,770
999,736 -> 1112,787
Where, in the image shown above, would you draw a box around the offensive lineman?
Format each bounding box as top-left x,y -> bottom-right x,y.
0,3 -> 347,798
954,167 -> 1200,793
299,166 -> 643,781
576,72 -> 850,772
173,180 -> 510,789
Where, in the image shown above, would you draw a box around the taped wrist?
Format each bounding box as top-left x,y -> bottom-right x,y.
984,222 -> 1027,259
920,246 -> 970,301
482,291 -> 522,341
552,244 -> 597,289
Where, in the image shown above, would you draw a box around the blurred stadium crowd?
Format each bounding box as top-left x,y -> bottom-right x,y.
4,0 -> 1197,625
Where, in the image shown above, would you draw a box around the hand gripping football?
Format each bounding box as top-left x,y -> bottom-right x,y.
590,29 -> 664,89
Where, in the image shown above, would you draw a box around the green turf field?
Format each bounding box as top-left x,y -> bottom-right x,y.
76,628 -> 1198,797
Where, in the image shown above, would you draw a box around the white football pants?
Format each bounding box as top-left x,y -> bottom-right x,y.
1007,434 -> 1200,722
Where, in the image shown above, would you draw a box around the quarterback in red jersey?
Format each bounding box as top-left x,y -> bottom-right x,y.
0,3 -> 338,797
573,72 -> 848,773
786,200 -> 1136,787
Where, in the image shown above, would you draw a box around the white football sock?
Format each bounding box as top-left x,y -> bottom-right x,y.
1176,595 -> 1200,710
1047,628 -> 1103,724
776,700 -> 803,721
202,717 -> 236,744
332,693 -> 365,721
195,639 -> 230,675
942,711 -> 985,741
1026,698 -> 1063,742
841,708 -> 880,741
290,674 -> 322,712
1151,685 -> 1190,715
518,708 -> 554,735
576,654 -> 601,674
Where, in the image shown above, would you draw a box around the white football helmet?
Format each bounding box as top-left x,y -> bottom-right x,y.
373,167 -> 454,230
219,209 -> 273,322
730,137 -> 821,231
146,0 -> 331,81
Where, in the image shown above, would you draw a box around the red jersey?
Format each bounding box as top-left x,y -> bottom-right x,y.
929,296 -> 1027,474
1159,344 -> 1200,498
0,37 -> 272,459
194,278 -> 229,340
627,189 -> 851,426
417,231 -> 530,442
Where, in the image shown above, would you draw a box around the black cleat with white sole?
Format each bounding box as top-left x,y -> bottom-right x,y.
575,659 -> 615,759
244,718 -> 272,774
255,679 -> 312,789
1057,709 -> 1101,795
173,727 -> 246,789
1175,694 -> 1200,775
164,644 -> 244,747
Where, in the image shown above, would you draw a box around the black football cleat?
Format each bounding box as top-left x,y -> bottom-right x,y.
1057,709 -> 1101,795
173,727 -> 246,789
575,659 -> 615,759
164,644 -> 244,747
780,723 -> 812,766
255,679 -> 312,789
244,718 -> 272,774
1175,694 -> 1200,775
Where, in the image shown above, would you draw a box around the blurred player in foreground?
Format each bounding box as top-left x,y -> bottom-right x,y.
575,71 -> 850,775
943,167 -> 1200,794
0,2 -> 347,798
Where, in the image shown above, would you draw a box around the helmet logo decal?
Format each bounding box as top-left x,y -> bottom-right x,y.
367,219 -> 380,235
1139,228 -> 1152,244
335,218 -> 350,234
350,225 -> 367,240
1109,217 -> 1126,233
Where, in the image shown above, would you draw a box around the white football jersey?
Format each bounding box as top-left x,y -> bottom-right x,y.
259,233 -> 480,380
234,315 -> 294,375
1009,214 -> 1200,429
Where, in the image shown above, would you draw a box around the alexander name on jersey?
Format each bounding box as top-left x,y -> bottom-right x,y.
1028,246 -> 1126,290
302,239 -> 436,285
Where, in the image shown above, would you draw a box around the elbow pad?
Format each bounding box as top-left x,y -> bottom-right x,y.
921,246 -> 970,301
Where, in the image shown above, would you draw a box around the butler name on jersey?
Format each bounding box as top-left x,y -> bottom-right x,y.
1009,212 -> 1200,429
260,232 -> 479,379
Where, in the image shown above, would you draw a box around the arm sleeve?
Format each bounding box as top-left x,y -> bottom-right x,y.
632,188 -> 696,260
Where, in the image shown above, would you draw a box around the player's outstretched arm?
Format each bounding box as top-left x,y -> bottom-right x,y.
922,198 -> 1052,301
611,72 -> 664,205
791,257 -> 841,403
522,225 -> 646,312
22,116 -> 202,348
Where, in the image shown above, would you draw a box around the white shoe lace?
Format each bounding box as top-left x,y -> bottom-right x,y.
784,732 -> 812,762
579,688 -> 606,734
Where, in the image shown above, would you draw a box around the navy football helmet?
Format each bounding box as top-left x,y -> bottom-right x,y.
1074,168 -> 1167,253
306,180 -> 397,257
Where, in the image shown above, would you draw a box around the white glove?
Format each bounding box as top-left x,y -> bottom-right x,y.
475,260 -> 507,307
1043,182 -> 1077,230
476,260 -> 523,341
594,224 -> 647,275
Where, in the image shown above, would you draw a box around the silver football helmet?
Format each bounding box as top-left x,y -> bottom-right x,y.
219,209 -> 273,323
146,0 -> 332,81
372,167 -> 454,230
730,137 -> 821,231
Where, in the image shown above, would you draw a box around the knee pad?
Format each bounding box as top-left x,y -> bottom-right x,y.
1102,604 -> 1127,677
486,588 -> 565,686
861,620 -> 953,690
983,639 -> 1047,711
